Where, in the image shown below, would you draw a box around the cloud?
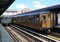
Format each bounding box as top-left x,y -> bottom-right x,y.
33,1 -> 47,9
16,4 -> 27,9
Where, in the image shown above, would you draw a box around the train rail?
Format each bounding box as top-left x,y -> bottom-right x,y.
47,32 -> 60,41
10,24 -> 59,42
5,26 -> 43,42
5,26 -> 22,42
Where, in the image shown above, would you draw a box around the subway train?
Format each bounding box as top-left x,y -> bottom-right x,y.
1,15 -> 12,25
12,5 -> 60,32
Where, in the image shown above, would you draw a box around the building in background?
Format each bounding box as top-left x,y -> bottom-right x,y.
22,8 -> 30,13
2,8 -> 31,16
2,9 -> 19,16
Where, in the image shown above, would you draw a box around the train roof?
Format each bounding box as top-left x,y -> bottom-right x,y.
0,0 -> 15,15
13,4 -> 60,17
12,11 -> 50,17
32,4 -> 60,12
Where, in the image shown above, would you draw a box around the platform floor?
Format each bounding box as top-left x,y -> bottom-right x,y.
0,24 -> 13,42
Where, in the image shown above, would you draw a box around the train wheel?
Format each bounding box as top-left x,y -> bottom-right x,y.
6,24 -> 8,26
47,29 -> 51,33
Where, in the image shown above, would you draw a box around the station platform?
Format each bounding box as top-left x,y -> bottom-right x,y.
0,24 -> 13,42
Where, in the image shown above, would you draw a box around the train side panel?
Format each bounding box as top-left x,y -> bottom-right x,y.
1,16 -> 11,25
12,12 -> 53,31
39,13 -> 53,30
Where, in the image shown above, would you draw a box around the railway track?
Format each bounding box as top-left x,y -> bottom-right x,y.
5,26 -> 42,42
47,32 -> 60,41
5,26 -> 22,42
10,24 -> 59,42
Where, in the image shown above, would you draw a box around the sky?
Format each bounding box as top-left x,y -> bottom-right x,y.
8,0 -> 60,10
2,0 -> 60,15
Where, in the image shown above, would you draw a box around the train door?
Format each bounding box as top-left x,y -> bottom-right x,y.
54,12 -> 60,28
40,14 -> 53,28
46,14 -> 53,28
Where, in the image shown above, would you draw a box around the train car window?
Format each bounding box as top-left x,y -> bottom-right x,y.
9,17 -> 10,19
31,16 -> 33,21
35,15 -> 39,22
29,16 -> 31,17
1,17 -> 4,19
21,17 -> 23,21
42,16 -> 46,21
17,17 -> 19,18
28,16 -> 30,22
31,15 -> 34,22
5,17 -> 7,20
36,17 -> 39,21
28,15 -> 31,21
27,16 -> 29,22
31,15 -> 33,17
36,15 -> 39,17
58,14 -> 60,25
24,16 -> 26,21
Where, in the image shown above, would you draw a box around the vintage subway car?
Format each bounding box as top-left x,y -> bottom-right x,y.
12,5 -> 60,32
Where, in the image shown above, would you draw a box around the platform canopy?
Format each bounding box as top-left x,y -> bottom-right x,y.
0,0 -> 15,15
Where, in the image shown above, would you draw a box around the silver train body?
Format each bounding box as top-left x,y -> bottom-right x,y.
1,15 -> 11,25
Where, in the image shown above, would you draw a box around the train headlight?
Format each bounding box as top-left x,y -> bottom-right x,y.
14,21 -> 16,23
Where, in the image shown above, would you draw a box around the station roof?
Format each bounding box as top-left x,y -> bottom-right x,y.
0,0 -> 15,15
